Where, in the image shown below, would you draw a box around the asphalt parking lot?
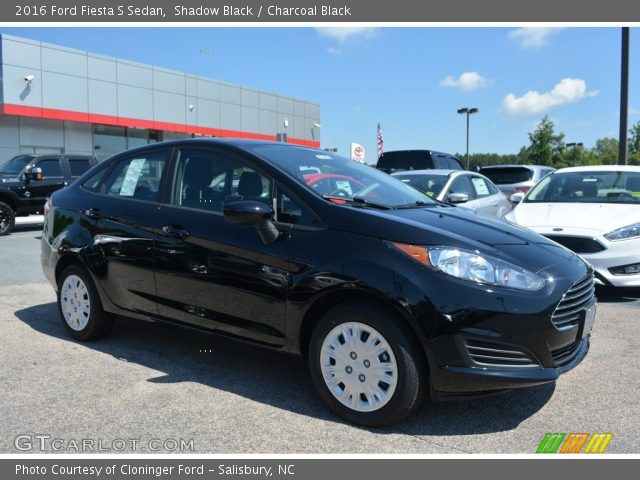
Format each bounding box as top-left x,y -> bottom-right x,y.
1,217 -> 639,453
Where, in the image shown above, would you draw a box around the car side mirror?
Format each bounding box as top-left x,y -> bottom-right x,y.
31,167 -> 44,182
448,192 -> 469,204
510,192 -> 525,204
223,201 -> 280,245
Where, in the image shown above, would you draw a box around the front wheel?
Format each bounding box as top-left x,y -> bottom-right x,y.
0,201 -> 16,235
58,265 -> 114,340
309,302 -> 427,427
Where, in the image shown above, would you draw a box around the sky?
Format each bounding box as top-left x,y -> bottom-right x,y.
2,27 -> 638,163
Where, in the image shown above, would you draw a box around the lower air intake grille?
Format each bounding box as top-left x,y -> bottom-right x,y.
552,274 -> 596,330
552,341 -> 582,367
544,235 -> 606,254
464,339 -> 540,369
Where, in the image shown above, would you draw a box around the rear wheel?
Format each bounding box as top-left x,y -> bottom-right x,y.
58,265 -> 114,340
309,301 -> 427,427
0,201 -> 15,235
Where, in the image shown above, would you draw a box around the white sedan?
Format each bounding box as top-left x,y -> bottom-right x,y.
506,165 -> 640,287
392,169 -> 513,217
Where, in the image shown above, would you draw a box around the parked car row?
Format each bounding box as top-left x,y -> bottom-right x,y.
40,138 -> 596,427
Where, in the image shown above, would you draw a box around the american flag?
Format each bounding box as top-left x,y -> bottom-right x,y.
377,122 -> 384,159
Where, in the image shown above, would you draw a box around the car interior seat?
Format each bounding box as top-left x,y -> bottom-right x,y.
182,157 -> 219,210
236,171 -> 265,202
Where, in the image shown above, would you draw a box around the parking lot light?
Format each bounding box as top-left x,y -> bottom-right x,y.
566,142 -> 583,166
457,107 -> 479,170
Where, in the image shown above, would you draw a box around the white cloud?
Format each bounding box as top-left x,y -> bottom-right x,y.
439,72 -> 492,91
315,27 -> 377,43
502,78 -> 599,117
508,28 -> 564,49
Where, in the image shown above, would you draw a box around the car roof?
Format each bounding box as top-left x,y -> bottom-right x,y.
479,164 -> 553,170
555,165 -> 640,173
391,169 -> 457,176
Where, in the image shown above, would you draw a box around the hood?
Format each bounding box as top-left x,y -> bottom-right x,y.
507,202 -> 640,234
332,204 -> 552,251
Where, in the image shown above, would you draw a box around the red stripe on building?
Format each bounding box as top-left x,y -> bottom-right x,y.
1,103 -> 320,148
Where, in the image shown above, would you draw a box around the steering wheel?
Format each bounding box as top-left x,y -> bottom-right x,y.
328,189 -> 352,198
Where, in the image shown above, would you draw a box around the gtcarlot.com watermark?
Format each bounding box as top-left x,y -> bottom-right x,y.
14,435 -> 194,452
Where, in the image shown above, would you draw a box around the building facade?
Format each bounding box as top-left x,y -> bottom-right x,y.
0,34 -> 321,161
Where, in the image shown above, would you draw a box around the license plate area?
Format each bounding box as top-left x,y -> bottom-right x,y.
582,302 -> 597,339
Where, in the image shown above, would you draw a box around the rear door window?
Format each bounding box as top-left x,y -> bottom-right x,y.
67,157 -> 92,177
449,175 -> 476,200
101,150 -> 169,202
480,167 -> 534,184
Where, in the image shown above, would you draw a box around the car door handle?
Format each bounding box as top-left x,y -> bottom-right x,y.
84,208 -> 102,219
162,225 -> 190,240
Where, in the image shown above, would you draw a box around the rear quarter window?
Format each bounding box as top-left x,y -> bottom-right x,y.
480,167 -> 534,184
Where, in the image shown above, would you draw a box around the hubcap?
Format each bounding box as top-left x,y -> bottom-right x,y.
60,275 -> 91,331
320,322 -> 398,413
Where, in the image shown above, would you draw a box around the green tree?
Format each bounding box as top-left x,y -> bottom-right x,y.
591,137 -> 619,165
525,116 -> 566,167
629,120 -> 640,155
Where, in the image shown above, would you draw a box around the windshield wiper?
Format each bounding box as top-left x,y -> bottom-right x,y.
322,195 -> 391,210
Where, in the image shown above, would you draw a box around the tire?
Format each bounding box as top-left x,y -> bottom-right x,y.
0,201 -> 16,236
57,265 -> 114,341
309,301 -> 427,427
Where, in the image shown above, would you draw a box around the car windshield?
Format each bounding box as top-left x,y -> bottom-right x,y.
480,166 -> 533,184
0,155 -> 32,175
248,145 -> 437,208
393,173 -> 449,198
526,170 -> 640,204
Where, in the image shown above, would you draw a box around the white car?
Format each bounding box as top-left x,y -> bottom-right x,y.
392,169 -> 513,217
506,165 -> 640,287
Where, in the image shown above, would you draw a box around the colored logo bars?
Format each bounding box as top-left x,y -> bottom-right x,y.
536,433 -> 613,453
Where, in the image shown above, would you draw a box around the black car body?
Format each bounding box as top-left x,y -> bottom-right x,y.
376,149 -> 464,174
0,153 -> 97,234
41,139 -> 594,426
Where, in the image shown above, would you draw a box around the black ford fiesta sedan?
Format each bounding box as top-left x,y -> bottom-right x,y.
41,139 -> 595,427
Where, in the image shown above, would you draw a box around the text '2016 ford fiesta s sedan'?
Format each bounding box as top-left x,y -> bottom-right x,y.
41,139 -> 595,427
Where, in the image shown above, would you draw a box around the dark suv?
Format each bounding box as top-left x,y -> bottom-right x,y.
41,139 -> 594,427
376,150 -> 464,174
0,154 -> 97,234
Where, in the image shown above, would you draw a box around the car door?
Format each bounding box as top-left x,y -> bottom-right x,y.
153,146 -> 290,346
78,147 -> 171,317
468,174 -> 502,216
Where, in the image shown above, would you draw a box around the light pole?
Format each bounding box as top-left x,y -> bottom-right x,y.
566,142 -> 583,166
457,107 -> 478,170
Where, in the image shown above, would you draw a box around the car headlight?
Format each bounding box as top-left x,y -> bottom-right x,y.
604,222 -> 640,241
392,243 -> 545,291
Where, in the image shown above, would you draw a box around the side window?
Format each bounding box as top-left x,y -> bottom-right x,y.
448,157 -> 464,170
470,176 -> 492,198
36,159 -> 63,177
172,148 -> 273,213
434,155 -> 449,169
277,188 -> 318,226
101,150 -> 168,201
449,175 -> 475,200
68,158 -> 92,177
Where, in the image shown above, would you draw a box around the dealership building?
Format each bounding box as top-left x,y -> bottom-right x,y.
0,33 -> 321,162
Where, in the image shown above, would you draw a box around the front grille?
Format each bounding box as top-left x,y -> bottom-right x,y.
464,339 -> 540,369
552,341 -> 582,367
552,275 -> 596,330
544,235 -> 606,254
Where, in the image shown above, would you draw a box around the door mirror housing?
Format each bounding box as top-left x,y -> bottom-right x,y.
448,192 -> 469,204
510,192 -> 525,204
223,201 -> 280,245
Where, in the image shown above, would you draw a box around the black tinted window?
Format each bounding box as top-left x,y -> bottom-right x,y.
36,159 -> 62,177
447,157 -> 464,170
102,150 -> 169,201
480,167 -> 534,184
434,156 -> 449,169
172,148 -> 273,213
68,158 -> 92,177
